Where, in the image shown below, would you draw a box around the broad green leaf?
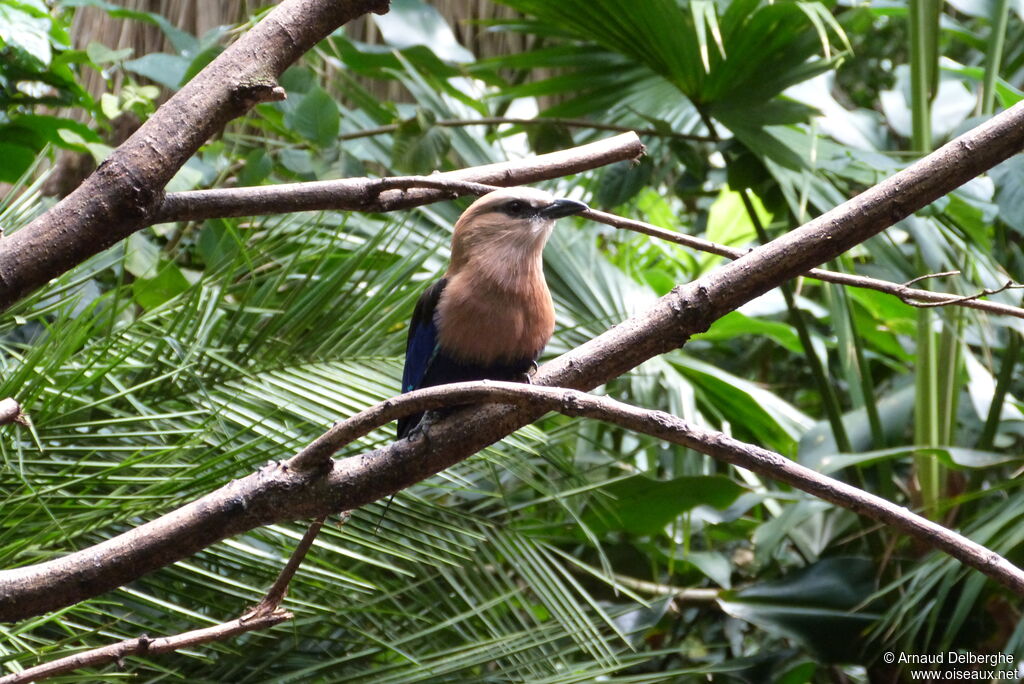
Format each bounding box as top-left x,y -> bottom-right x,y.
0,142 -> 36,182
525,120 -> 573,155
695,311 -> 802,354
0,5 -> 51,65
596,158 -> 653,209
124,232 -> 160,278
123,52 -> 189,89
699,187 -> 763,271
719,557 -> 881,663
391,111 -> 451,174
132,263 -> 190,309
372,0 -> 474,63
287,86 -> 340,148
990,155 -> 1024,235
238,148 -> 272,186
85,41 -> 132,64
583,475 -> 746,536
278,148 -> 316,176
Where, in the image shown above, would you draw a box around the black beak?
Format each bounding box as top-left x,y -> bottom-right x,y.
539,198 -> 589,219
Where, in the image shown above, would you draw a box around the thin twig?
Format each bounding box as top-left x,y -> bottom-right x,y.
609,573 -> 721,604
5,515 -> 339,683
0,611 -> 291,684
902,279 -> 1024,308
904,270 -> 961,287
248,515 -> 330,617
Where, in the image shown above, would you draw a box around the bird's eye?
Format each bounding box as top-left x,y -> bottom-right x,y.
505,200 -> 527,214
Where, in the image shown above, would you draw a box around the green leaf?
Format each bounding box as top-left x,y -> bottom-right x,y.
596,159 -> 653,208
583,475 -> 746,536
279,65 -> 316,94
699,186 -> 766,271
85,41 -> 132,65
197,220 -> 243,270
642,267 -> 677,296
1,115 -> 99,150
696,311 -> 803,354
287,86 -> 340,148
238,148 -> 272,186
372,0 -> 474,63
123,52 -> 189,90
132,262 -> 191,309
391,110 -> 451,174
165,157 -> 207,193
676,357 -> 812,450
990,155 -> 1024,235
279,148 -> 316,176
0,142 -> 37,182
99,92 -> 120,119
124,232 -> 160,279
0,5 -> 52,65
673,550 -> 734,589
525,120 -> 573,155
719,557 -> 881,663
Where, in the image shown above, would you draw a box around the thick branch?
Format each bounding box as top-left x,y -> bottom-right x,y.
0,0 -> 391,309
153,133 -> 643,222
298,382 -> 1024,594
3,103 -> 1024,621
6,381 -> 1024,628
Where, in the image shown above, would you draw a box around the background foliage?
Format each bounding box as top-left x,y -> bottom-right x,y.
2,0 -> 1024,681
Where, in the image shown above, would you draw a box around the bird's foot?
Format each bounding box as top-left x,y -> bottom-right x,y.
522,360 -> 539,384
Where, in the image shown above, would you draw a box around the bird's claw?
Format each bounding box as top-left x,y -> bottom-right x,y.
522,360 -> 539,384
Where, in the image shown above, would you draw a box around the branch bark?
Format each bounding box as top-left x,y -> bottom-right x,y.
0,0 -> 391,309
154,133 -> 644,222
0,611 -> 291,684
296,382 -> 1024,595
2,103 -> 1023,621
305,175 -> 1024,321
1,516 -> 335,683
6,380 -> 1024,627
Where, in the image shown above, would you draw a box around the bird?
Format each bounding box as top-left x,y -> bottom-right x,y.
397,187 -> 589,438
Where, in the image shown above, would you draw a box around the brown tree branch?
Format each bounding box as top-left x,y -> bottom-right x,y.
153,133 -> 644,222
579,209 -> 1024,320
3,102 -> 1024,622
3,515 -> 338,683
321,175 -> 1024,321
295,381 -> 1024,595
0,0 -> 392,310
335,116 -> 715,142
0,612 -> 291,684
7,380 -> 1024,632
248,515 -> 329,617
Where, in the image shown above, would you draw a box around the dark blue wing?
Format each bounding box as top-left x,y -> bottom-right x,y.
398,278 -> 446,437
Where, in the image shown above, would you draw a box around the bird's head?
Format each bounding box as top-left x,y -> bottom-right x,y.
448,187 -> 588,274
